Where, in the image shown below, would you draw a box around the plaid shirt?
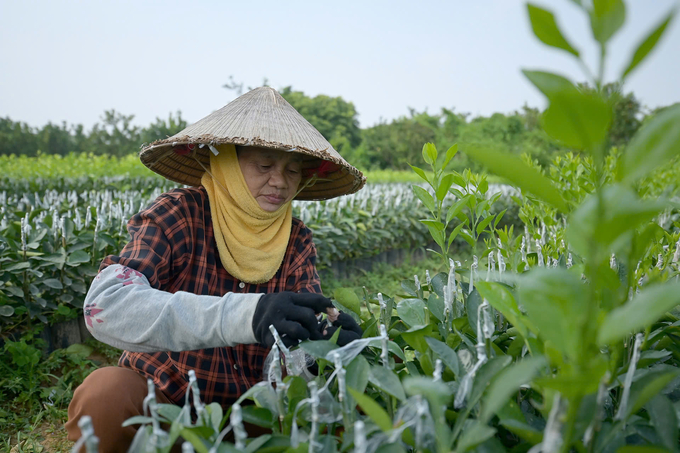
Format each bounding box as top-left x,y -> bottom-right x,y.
99,186 -> 321,408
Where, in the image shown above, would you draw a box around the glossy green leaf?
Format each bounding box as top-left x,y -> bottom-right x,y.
622,11 -> 674,78
369,365 -> 406,400
348,387 -> 392,432
446,195 -> 471,224
598,282 -> 680,345
443,144 -> 459,168
4,261 -> 30,271
468,356 -> 513,407
542,91 -> 612,153
589,0 -> 626,45
499,419 -> 543,445
333,287 -> 361,316
475,281 -> 536,338
523,70 -> 578,98
619,103 -> 680,183
425,337 -> 460,378
476,215 -> 495,235
422,143 -> 437,166
412,185 -> 435,213
400,324 -> 432,354
408,164 -> 430,185
345,354 -> 370,395
298,340 -> 338,359
436,173 -> 456,201
397,298 -> 427,327
519,269 -> 589,360
463,146 -> 568,213
527,4 -> 579,56
456,420 -> 497,452
0,305 -> 15,316
448,223 -> 465,248
67,250 -> 91,265
466,288 -> 483,335
402,376 -> 453,405
42,278 -> 63,289
567,184 -> 668,258
241,405 -> 273,428
625,368 -> 680,419
646,394 -> 678,452
480,356 -> 546,423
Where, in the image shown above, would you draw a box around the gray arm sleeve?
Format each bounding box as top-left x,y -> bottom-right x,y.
83,264 -> 261,352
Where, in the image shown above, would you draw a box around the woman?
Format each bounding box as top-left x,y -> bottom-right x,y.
66,87 -> 365,449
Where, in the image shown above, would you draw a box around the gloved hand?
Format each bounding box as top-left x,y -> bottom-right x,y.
319,312 -> 363,346
252,292 -> 334,349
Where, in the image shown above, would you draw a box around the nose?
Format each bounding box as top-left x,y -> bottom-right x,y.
268,166 -> 288,189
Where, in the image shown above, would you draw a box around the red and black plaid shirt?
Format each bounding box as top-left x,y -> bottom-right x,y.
99,186 -> 321,408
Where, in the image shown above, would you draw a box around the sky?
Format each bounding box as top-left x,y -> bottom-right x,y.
1,1 -> 678,131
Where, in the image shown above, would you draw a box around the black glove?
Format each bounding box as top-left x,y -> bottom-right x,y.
319,312 -> 363,346
252,292 -> 334,349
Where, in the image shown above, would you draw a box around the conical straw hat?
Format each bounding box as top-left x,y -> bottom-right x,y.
140,87 -> 365,200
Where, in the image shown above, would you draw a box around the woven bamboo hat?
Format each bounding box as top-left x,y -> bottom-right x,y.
140,87 -> 365,200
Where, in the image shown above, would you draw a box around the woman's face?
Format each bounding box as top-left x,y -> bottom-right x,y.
237,146 -> 303,212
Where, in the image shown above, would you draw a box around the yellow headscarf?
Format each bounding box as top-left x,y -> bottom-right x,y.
200,144 -> 293,284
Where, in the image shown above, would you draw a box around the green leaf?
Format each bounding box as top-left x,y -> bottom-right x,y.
348,387 -> 392,432
519,269 -> 589,361
567,184 -> 668,258
121,415 -> 154,427
409,164 -> 430,185
67,250 -> 91,265
476,215 -> 495,235
4,262 -> 30,272
400,324 -> 432,354
523,70 -> 578,99
542,91 -> 612,153
456,420 -> 497,452
527,4 -> 580,56
412,186 -> 436,213
298,340 -> 338,359
459,229 -> 475,248
494,209 -> 507,228
333,288 -> 362,316
589,0 -> 626,45
420,219 -> 446,231
646,394 -> 678,452
480,356 -> 546,423
424,337 -> 460,378
402,376 -> 454,405
65,343 -> 92,358
42,278 -> 63,290
241,406 -> 274,428
475,281 -> 536,338
463,146 -> 568,213
469,356 -> 513,407
436,174 -> 456,201
443,144 -> 459,168
448,223 -> 465,248
619,103 -> 680,183
345,355 -> 370,395
397,298 -> 427,328
499,419 -> 543,445
422,143 -> 437,166
369,365 -> 406,400
625,368 -> 680,419
622,11 -> 674,78
0,305 -> 14,316
598,282 -> 680,345
446,196 -> 471,225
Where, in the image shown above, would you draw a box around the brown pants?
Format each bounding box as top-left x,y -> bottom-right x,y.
66,367 -> 179,453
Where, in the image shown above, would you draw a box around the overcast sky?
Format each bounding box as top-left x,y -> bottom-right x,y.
1,1 -> 678,130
